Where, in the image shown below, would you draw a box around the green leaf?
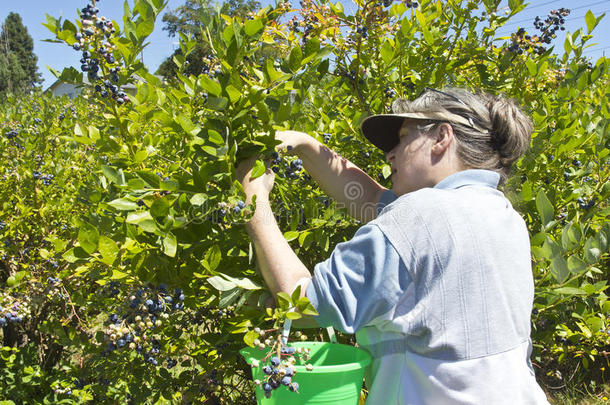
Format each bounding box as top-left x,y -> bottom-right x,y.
300,302 -> 319,316
553,287 -> 587,295
567,255 -> 587,274
243,330 -> 259,347
535,190 -> 554,228
264,59 -> 283,82
291,285 -> 302,302
126,211 -> 157,232
101,165 -> 126,186
107,198 -> 139,211
382,164 -> 392,179
190,193 -> 208,206
220,287 -> 241,308
276,292 -> 292,307
207,96 -> 228,111
244,19 -> 263,36
585,10 -> 596,34
285,311 -> 302,320
208,276 -> 236,291
176,114 -> 200,136
199,75 -> 222,97
283,231 -> 299,242
380,40 -> 395,64
525,59 -> 537,76
111,269 -> 129,280
137,170 -> 161,188
150,197 -> 170,218
288,45 -> 302,73
251,159 -> 266,179
550,256 -> 569,283
78,222 -> 99,255
163,232 -> 177,257
208,273 -> 261,291
205,245 -> 221,271
584,237 -> 601,263
98,236 -> 119,265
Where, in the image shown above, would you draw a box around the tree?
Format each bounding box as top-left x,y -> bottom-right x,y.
0,48 -> 28,95
156,0 -> 261,78
0,12 -> 42,94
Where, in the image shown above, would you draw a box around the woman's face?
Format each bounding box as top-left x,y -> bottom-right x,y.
385,119 -> 439,196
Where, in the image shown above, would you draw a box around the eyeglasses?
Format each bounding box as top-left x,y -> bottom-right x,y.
418,87 -> 478,129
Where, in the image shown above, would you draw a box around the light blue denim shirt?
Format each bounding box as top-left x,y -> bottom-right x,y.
306,169 -> 549,404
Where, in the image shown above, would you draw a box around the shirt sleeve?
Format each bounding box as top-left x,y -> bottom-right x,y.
305,224 -> 410,334
377,189 -> 398,216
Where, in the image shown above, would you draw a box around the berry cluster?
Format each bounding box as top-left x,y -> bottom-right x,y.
209,200 -> 248,224
534,8 -> 569,39
100,284 -> 186,368
33,170 -> 55,186
200,56 -> 221,78
508,9 -> 570,55
375,0 -> 393,7
250,328 -> 312,398
271,151 -> 303,180
71,1 -> 130,104
405,0 -> 419,8
4,129 -> 18,139
577,197 -> 596,210
384,87 -> 397,98
356,26 -> 368,39
0,293 -> 31,327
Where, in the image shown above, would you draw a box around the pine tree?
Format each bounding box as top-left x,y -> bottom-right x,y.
0,12 -> 42,95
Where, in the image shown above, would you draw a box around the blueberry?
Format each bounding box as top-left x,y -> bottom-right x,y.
237,200 -> 245,209
281,376 -> 292,386
262,382 -> 272,392
270,356 -> 280,367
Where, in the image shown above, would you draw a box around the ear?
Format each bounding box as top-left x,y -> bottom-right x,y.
431,123 -> 454,155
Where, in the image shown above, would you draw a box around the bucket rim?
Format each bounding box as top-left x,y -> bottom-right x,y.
240,342 -> 372,374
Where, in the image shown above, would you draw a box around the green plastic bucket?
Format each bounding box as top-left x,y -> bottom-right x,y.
240,342 -> 371,405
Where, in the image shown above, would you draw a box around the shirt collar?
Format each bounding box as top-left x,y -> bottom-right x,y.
434,169 -> 500,190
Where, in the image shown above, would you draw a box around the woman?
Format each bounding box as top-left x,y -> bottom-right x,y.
236,88 -> 549,404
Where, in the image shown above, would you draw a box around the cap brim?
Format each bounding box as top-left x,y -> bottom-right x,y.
360,114 -> 407,153
361,110 -> 474,152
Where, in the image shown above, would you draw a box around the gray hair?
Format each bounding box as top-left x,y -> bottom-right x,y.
391,88 -> 533,185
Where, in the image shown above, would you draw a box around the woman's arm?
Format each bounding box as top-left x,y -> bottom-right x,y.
276,130 -> 388,223
236,156 -> 312,298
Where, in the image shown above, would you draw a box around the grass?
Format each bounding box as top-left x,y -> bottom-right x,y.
545,384 -> 610,405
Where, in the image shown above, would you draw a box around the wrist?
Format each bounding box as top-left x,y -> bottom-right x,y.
284,131 -> 311,154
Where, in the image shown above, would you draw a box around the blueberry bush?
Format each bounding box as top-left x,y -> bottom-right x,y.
0,0 -> 608,403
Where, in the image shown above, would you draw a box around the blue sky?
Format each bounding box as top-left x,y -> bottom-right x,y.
1,0 -> 608,90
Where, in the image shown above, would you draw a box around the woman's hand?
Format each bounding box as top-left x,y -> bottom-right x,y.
236,156 -> 275,200
275,130 -> 310,154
